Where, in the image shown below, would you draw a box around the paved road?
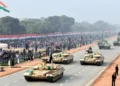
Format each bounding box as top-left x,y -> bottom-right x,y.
0,40 -> 120,86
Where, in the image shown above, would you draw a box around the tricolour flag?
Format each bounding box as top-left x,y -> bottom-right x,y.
0,1 -> 10,13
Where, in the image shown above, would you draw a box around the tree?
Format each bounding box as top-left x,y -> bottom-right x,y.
59,15 -> 75,32
71,22 -> 94,32
93,20 -> 116,31
71,20 -> 117,32
20,15 -> 75,34
0,16 -> 26,35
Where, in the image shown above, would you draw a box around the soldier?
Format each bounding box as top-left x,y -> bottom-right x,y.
31,50 -> 34,60
10,51 -> 15,67
115,64 -> 119,76
35,42 -> 38,52
25,42 -> 29,50
28,50 -> 31,60
112,72 -> 116,86
8,43 -> 10,49
39,51 -> 41,59
23,49 -> 26,61
86,47 -> 93,53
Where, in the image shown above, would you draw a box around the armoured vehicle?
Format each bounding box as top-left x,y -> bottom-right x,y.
98,40 -> 111,49
24,63 -> 65,82
42,52 -> 74,64
113,36 -> 120,46
80,52 -> 104,66
52,52 -> 74,64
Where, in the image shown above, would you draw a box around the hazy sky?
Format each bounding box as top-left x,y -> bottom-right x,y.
0,0 -> 120,24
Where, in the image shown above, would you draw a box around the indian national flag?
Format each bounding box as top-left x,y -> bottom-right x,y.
0,1 -> 10,13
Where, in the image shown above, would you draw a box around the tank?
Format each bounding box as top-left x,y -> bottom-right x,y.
24,63 -> 65,82
113,36 -> 120,46
42,52 -> 74,64
98,40 -> 111,49
52,52 -> 74,64
80,53 -> 104,66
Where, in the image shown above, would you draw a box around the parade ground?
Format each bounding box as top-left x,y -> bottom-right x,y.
0,37 -> 118,86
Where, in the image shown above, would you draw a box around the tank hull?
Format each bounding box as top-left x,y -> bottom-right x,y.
113,42 -> 120,46
98,45 -> 111,49
24,72 -> 63,82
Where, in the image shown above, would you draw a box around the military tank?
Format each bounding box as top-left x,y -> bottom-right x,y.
42,52 -> 74,64
52,52 -> 74,64
113,36 -> 120,46
24,63 -> 65,82
98,40 -> 111,49
80,52 -> 104,66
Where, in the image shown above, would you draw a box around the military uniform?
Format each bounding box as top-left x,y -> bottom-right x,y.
112,73 -> 116,86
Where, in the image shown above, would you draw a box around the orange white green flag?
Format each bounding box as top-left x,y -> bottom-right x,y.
0,1 -> 10,13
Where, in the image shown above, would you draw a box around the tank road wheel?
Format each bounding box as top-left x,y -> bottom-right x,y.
60,72 -> 63,78
71,58 -> 73,63
24,76 -> 32,82
48,77 -> 54,82
57,73 -> 63,80
80,61 -> 84,65
48,76 -> 57,83
99,47 -> 102,49
101,61 -> 104,65
66,60 -> 69,64
96,62 -> 102,66
108,46 -> 110,49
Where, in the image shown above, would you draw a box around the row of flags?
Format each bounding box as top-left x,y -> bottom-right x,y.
0,1 -> 9,13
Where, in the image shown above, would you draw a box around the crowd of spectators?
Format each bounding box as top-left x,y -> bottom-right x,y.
0,31 -> 116,66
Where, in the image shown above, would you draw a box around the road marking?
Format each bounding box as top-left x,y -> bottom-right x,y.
4,84 -> 9,86
59,84 -> 63,86
13,80 -> 19,83
75,74 -> 78,76
65,80 -> 69,83
65,64 -> 75,70
70,77 -> 73,79
79,71 -> 81,74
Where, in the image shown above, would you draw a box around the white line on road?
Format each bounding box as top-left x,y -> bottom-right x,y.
13,80 -> 19,83
75,74 -> 78,76
65,80 -> 69,83
70,77 -> 73,79
79,71 -> 81,74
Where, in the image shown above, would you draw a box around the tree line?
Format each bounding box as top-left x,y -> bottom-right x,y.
0,16 -> 118,35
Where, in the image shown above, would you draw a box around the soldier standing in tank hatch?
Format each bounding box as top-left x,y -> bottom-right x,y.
112,72 -> 116,86
115,64 -> 119,76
